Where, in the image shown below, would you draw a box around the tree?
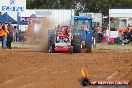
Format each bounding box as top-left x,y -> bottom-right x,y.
26,0 -> 132,16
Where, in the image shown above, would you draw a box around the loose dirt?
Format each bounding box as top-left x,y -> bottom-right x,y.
0,49 -> 131,88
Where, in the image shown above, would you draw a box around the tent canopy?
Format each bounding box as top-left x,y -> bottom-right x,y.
30,14 -> 37,17
18,14 -> 37,25
0,13 -> 17,24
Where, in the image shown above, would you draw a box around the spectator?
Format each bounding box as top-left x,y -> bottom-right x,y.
57,25 -> 60,31
123,27 -> 129,40
1,24 -> 8,49
92,26 -> 99,43
123,27 -> 132,43
105,27 -> 110,43
95,26 -> 103,43
7,22 -> 13,49
130,30 -> 132,42
13,26 -> 17,43
0,25 -> 3,47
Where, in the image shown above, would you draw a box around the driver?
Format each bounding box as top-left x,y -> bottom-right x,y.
64,27 -> 69,42
56,34 -> 60,43
81,21 -> 89,31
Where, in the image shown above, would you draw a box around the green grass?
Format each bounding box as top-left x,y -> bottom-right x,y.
96,43 -> 132,51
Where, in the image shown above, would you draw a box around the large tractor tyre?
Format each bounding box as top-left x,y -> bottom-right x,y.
85,42 -> 92,53
49,36 -> 55,49
49,36 -> 54,46
70,46 -> 73,54
72,35 -> 82,53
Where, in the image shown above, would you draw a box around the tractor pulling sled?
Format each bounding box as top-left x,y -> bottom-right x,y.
48,16 -> 93,53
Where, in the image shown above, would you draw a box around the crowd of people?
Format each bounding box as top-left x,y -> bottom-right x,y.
93,26 -> 132,44
93,26 -> 111,44
0,22 -> 17,49
121,27 -> 132,43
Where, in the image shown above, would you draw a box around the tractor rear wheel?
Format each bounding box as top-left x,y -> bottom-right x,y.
72,35 -> 82,53
86,42 -> 92,53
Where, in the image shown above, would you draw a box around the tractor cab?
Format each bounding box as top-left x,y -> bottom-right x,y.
73,16 -> 92,31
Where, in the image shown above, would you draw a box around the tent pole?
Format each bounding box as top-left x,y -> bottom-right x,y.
17,12 -> 20,47
6,12 -> 9,22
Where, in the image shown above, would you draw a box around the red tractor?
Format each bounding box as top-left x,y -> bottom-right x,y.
48,26 -> 74,53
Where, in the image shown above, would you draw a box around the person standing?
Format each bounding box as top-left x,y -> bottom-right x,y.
57,25 -> 60,31
0,25 -> 3,48
95,26 -> 103,43
105,27 -> 110,43
1,24 -> 8,49
13,26 -> 17,43
7,22 -> 14,49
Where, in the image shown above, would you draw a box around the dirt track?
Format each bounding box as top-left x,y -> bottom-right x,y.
0,49 -> 132,88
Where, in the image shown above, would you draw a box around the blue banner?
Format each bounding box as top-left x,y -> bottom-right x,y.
2,5 -> 24,12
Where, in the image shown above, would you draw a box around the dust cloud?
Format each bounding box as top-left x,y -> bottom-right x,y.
26,18 -> 53,52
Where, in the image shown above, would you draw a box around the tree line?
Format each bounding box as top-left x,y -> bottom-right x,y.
26,0 -> 132,16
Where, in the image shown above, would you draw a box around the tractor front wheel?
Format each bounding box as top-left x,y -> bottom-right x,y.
49,46 -> 52,53
70,46 -> 73,54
